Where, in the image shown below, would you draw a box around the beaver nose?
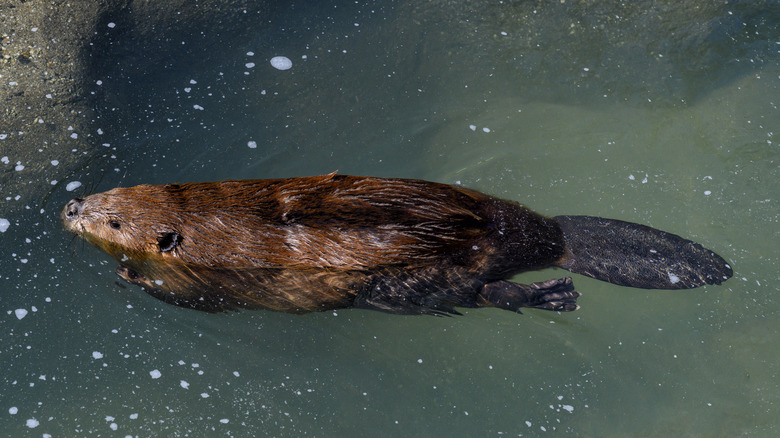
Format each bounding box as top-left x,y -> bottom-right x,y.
63,198 -> 84,221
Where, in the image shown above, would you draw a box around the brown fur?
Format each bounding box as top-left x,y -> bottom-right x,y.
63,173 -> 731,314
62,173 -> 567,313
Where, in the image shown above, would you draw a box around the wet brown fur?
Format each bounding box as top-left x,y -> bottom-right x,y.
63,173 -> 566,313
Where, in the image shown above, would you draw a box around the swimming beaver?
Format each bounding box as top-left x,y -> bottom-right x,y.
61,173 -> 732,315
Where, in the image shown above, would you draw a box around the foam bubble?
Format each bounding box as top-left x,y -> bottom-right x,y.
270,56 -> 293,70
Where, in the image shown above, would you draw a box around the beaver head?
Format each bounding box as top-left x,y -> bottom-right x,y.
61,186 -> 185,272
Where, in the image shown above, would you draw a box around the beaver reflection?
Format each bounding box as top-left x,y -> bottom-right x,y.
62,173 -> 732,315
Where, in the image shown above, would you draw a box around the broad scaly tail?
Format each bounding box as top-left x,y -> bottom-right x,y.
553,215 -> 733,289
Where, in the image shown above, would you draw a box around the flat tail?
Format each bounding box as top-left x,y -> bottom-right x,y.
553,215 -> 733,289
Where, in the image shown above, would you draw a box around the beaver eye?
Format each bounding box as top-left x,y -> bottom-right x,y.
109,220 -> 121,230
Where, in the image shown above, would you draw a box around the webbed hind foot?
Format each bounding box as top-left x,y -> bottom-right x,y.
479,277 -> 580,312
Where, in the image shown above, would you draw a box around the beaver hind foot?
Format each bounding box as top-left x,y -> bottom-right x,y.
479,277 -> 580,313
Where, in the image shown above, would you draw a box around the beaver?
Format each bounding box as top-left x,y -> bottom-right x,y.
61,173 -> 732,315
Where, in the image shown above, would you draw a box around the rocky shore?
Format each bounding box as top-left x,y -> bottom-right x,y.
0,0 -> 265,223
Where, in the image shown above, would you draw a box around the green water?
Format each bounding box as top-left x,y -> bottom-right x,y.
2,1 -> 778,436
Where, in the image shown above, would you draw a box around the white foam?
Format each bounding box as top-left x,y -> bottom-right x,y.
668,273 -> 680,284
66,181 -> 82,192
92,351 -> 104,360
149,369 -> 161,379
15,309 -> 27,320
270,56 -> 293,70
0,218 -> 9,233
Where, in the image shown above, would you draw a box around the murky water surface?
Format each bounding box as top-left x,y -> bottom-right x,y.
2,1 -> 778,436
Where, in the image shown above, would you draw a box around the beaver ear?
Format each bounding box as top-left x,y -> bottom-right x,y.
158,231 -> 183,253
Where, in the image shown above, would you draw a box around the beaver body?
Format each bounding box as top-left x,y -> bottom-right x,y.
62,173 -> 732,314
